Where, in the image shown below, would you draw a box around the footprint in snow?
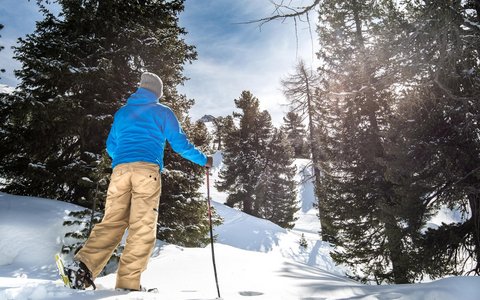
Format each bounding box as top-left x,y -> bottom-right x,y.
239,291 -> 264,296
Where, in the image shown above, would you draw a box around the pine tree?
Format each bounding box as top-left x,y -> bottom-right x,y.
217,91 -> 271,216
0,24 -> 13,166
316,0 -> 422,284
281,60 -> 320,167
217,91 -> 298,228
212,116 -> 229,150
391,0 -> 480,277
0,0 -> 215,248
1,0 -> 195,203
256,128 -> 298,228
159,118 -> 221,247
281,111 -> 308,158
299,233 -> 308,250
61,151 -> 111,254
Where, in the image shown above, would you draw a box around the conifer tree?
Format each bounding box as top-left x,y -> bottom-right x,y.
0,23 -> 13,166
316,0 -> 421,283
259,0 -> 480,281
212,116 -> 231,150
256,128 -> 298,228
281,111 -> 308,158
217,91 -> 271,216
282,60 -> 320,166
391,0 -> 480,277
218,115 -> 236,151
217,91 -> 298,228
159,119 -> 221,247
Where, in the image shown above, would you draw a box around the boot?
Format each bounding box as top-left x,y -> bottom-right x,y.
65,260 -> 96,290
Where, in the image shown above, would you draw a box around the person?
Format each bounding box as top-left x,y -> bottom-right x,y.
67,72 -> 213,291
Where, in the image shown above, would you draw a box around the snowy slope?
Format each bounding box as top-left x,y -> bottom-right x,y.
0,194 -> 84,280
1,194 -> 480,299
1,153 -> 480,299
292,159 -> 321,235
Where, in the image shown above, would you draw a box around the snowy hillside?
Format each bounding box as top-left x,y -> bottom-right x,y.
1,155 -> 480,299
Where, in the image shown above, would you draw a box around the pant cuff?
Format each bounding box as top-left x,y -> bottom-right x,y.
116,278 -> 141,290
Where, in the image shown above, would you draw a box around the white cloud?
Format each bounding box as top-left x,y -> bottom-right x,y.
179,0 -> 320,126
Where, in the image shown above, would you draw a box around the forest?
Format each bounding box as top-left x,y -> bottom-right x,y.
0,0 -> 479,285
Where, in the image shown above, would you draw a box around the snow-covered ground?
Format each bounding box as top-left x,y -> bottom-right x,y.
1,156 -> 479,299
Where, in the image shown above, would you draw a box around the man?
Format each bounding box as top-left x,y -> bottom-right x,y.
68,72 -> 213,291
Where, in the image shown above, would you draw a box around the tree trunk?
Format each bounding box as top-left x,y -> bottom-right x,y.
468,193 -> 480,274
299,65 -> 329,241
384,218 -> 410,283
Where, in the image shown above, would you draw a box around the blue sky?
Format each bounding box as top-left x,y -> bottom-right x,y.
0,0 -> 318,125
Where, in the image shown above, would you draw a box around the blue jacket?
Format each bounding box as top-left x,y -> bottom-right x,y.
106,88 -> 207,169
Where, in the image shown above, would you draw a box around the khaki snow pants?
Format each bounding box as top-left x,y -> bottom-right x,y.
75,161 -> 161,290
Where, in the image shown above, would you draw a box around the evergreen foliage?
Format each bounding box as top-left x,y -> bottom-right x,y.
1,0 -> 195,203
217,91 -> 269,216
217,91 -> 298,228
308,0 -> 480,283
61,151 -> 111,254
299,233 -> 308,250
0,0 -> 478,284
257,128 -> 298,228
211,116 -> 229,150
264,0 -> 480,283
281,111 -> 309,158
315,0 -> 422,283
390,0 -> 480,277
158,119 -> 222,247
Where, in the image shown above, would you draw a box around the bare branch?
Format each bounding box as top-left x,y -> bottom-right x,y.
242,0 -> 321,26
238,0 -> 320,62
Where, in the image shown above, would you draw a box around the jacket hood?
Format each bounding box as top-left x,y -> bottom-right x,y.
126,88 -> 159,105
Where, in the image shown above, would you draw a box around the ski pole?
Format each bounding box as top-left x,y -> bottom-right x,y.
206,169 -> 221,299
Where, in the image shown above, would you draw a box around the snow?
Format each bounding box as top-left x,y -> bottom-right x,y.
28,163 -> 47,170
1,156 -> 480,299
0,194 -> 83,280
292,159 -> 321,235
0,84 -> 15,94
80,177 -> 94,183
425,205 -> 467,231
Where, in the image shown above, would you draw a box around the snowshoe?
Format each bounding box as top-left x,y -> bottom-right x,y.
55,253 -> 72,288
116,285 -> 158,293
67,260 -> 96,290
56,254 -> 96,290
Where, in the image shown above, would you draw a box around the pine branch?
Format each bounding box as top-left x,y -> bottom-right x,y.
425,166 -> 480,208
433,75 -> 479,103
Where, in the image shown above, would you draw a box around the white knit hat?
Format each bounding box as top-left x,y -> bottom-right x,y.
140,72 -> 163,99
